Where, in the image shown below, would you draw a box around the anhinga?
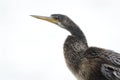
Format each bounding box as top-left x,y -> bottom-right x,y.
31,14 -> 120,80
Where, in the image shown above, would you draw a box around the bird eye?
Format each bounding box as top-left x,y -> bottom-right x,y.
53,16 -> 59,20
54,17 -> 59,20
51,15 -> 59,20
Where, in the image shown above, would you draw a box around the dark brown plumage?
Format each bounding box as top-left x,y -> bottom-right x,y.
31,14 -> 120,80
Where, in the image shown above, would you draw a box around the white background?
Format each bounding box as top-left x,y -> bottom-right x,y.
0,0 -> 120,80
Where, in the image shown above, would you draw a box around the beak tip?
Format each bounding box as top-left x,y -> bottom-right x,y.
30,15 -> 41,19
30,15 -> 58,24
30,15 -> 36,18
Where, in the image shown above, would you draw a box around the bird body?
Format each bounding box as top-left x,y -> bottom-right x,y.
64,36 -> 108,80
31,14 -> 120,80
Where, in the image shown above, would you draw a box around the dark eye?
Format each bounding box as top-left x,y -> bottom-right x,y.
54,16 -> 59,20
53,16 -> 59,20
51,15 -> 59,20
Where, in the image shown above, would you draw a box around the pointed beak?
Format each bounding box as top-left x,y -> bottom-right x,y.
31,15 -> 59,24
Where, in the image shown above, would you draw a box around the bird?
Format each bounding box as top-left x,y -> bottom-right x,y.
31,14 -> 120,80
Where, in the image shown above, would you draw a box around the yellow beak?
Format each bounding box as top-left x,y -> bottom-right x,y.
31,15 -> 59,24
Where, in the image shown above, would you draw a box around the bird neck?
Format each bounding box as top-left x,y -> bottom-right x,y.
68,24 -> 87,45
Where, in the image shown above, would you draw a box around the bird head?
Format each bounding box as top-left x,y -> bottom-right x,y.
31,14 -> 75,30
31,14 -> 87,43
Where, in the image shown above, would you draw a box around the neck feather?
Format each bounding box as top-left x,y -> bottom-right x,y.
67,23 -> 87,45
